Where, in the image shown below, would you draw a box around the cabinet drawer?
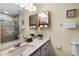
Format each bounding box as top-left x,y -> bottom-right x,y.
40,41 -> 50,56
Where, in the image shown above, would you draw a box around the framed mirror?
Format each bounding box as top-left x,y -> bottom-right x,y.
29,11 -> 50,29
29,14 -> 38,29
38,11 -> 50,28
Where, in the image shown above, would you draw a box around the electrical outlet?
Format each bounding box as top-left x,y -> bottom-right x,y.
55,44 -> 61,49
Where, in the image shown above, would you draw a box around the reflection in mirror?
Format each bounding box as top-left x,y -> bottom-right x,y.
29,14 -> 37,28
38,11 -> 50,28
0,3 -> 21,43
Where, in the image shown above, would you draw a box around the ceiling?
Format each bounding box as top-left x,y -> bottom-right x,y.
0,3 -> 25,16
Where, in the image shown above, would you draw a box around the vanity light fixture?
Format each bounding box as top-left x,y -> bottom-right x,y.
19,3 -> 26,8
25,6 -> 29,10
14,3 -> 37,12
14,3 -> 19,5
25,3 -> 33,10
28,6 -> 37,12
4,11 -> 8,14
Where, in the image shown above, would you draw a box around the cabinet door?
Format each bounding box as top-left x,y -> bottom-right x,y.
30,40 -> 50,56
45,47 -> 49,56
41,50 -> 46,56
31,49 -> 41,56
45,41 -> 50,56
40,41 -> 50,56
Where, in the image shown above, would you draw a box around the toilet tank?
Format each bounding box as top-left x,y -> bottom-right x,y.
71,41 -> 79,56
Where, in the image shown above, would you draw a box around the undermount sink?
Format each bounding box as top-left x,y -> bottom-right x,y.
8,44 -> 34,56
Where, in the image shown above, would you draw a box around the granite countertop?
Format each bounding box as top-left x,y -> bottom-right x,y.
0,37 -> 50,56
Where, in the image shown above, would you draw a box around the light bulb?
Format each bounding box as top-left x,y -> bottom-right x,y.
4,11 -> 8,14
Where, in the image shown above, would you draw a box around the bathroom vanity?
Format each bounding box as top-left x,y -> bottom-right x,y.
0,37 -> 50,56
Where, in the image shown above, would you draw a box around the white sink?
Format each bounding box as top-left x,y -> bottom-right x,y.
8,44 -> 34,56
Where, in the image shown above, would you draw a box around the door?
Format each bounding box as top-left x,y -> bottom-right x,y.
0,19 -> 18,43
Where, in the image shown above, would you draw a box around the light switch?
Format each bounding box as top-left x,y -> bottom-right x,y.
64,23 -> 76,29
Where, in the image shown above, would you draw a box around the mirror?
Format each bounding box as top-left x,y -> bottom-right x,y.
38,11 -> 50,28
29,11 -> 50,29
29,14 -> 37,28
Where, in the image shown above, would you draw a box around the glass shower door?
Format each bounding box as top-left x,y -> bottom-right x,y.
0,19 -> 18,43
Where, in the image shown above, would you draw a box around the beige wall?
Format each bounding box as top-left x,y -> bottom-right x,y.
20,3 -> 79,56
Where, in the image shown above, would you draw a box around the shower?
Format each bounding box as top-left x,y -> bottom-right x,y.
0,14 -> 19,43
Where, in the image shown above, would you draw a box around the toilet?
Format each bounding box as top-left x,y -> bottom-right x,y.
71,41 -> 79,56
